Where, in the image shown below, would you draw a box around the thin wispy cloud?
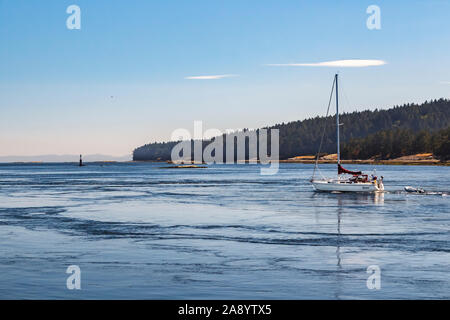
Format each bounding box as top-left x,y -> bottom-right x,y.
185,74 -> 238,80
266,59 -> 387,68
439,81 -> 450,85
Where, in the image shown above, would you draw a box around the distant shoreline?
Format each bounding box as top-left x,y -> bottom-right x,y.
0,161 -> 135,164
279,159 -> 450,166
1,160 -> 448,166
140,159 -> 450,166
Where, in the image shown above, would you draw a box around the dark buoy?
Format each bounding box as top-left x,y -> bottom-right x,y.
79,154 -> 83,167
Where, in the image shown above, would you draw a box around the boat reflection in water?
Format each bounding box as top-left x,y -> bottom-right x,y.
313,192 -> 384,299
312,190 -> 385,205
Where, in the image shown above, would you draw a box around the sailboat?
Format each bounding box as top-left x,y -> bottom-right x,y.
311,74 -> 384,192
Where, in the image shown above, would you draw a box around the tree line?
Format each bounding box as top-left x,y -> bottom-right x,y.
341,126 -> 450,160
133,98 -> 450,161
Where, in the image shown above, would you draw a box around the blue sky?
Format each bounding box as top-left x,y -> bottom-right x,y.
1,0 -> 449,157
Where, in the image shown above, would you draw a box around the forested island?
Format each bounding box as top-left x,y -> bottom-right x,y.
133,99 -> 450,162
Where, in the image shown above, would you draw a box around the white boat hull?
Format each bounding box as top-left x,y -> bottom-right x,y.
312,180 -> 383,192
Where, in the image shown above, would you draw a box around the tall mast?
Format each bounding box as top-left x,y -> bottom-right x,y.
335,74 -> 340,167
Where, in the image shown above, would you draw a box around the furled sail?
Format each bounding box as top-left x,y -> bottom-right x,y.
338,164 -> 361,175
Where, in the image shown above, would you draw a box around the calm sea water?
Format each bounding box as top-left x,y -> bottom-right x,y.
0,162 -> 448,299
